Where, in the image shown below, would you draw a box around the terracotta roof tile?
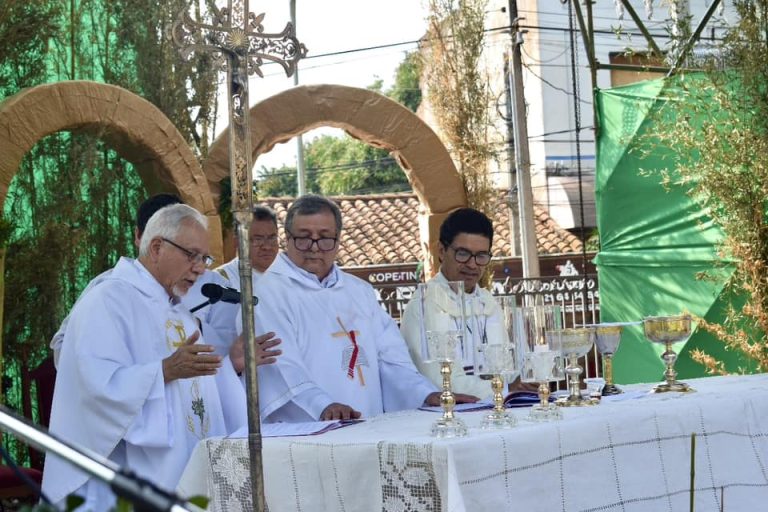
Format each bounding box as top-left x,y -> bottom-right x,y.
259,192 -> 583,267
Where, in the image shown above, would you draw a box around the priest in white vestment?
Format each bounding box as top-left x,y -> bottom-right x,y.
400,208 -> 504,399
50,194 -> 240,363
216,205 -> 279,290
250,194 -> 478,422
42,204 -> 247,510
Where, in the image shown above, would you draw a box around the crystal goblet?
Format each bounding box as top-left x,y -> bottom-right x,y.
594,324 -> 623,395
554,328 -> 598,407
425,330 -> 468,437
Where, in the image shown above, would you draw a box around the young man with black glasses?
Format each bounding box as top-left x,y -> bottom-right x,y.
249,194 -> 477,422
400,208 -> 505,399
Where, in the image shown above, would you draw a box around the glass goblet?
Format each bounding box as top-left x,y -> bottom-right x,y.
554,328 -> 598,407
594,324 -> 623,395
425,330 -> 469,438
478,343 -> 518,429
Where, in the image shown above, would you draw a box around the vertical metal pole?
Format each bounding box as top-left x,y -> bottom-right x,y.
291,0 -> 306,196
503,55 -> 520,257
227,54 -> 266,512
508,0 -> 540,278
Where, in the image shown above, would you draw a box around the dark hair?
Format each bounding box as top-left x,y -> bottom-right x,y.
136,194 -> 183,234
252,205 -> 278,226
439,208 -> 493,247
285,194 -> 342,234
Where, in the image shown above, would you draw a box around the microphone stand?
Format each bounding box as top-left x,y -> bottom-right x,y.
188,300 -> 211,314
0,406 -> 199,512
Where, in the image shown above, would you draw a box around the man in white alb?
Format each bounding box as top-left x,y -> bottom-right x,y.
42,204 -> 246,509
216,205 -> 279,290
400,208 -> 504,399
251,194 -> 477,422
50,194 -> 280,369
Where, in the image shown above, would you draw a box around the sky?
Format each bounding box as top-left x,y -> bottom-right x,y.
215,0 -> 431,171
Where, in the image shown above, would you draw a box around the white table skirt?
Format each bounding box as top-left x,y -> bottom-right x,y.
178,373 -> 768,512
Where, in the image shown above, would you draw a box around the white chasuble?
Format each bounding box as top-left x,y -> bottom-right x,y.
400,272 -> 508,399
250,254 -> 437,422
42,258 -> 246,508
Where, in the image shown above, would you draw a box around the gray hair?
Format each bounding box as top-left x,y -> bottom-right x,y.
285,194 -> 342,234
139,204 -> 208,257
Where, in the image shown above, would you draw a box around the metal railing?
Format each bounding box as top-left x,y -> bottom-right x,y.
375,274 -> 602,381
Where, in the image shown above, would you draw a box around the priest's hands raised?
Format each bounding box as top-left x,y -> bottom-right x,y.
230,332 -> 283,374
320,402 -> 361,421
423,391 -> 481,407
162,331 -> 222,383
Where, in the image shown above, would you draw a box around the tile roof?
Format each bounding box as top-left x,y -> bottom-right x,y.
260,192 -> 583,267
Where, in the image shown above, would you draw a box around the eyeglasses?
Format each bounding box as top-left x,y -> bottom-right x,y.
449,246 -> 492,266
288,232 -> 338,252
249,235 -> 279,248
161,238 -> 215,267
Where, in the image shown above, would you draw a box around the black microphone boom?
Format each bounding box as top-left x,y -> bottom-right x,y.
200,283 -> 257,306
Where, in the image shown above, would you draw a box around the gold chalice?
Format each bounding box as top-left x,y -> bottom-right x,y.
555,328 -> 598,407
594,324 -> 624,395
478,343 -> 518,429
643,315 -> 694,393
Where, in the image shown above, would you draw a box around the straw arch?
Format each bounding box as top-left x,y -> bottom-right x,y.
204,84 -> 466,274
0,80 -> 223,259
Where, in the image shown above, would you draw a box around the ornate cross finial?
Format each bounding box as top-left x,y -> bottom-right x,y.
169,1 -> 307,78
169,4 -> 306,512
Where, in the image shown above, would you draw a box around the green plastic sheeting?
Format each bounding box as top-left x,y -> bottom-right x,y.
594,76 -> 750,384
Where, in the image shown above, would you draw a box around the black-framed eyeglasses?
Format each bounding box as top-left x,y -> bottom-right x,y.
449,246 -> 492,265
161,238 -> 215,267
249,235 -> 279,248
287,231 -> 338,252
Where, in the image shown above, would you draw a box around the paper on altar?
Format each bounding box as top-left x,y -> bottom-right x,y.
227,419 -> 364,438
418,400 -> 494,412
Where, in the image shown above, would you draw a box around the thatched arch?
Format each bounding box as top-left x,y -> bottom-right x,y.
0,80 -> 223,259
204,84 -> 466,274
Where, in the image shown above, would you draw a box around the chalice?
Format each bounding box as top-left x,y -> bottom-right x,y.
594,324 -> 624,395
425,330 -> 468,438
478,343 -> 519,429
517,304 -> 565,421
643,315 -> 694,393
555,327 -> 598,407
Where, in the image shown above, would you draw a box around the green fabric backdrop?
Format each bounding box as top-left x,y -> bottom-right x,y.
594,76 -> 750,384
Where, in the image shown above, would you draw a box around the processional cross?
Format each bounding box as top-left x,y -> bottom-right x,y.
169,2 -> 306,510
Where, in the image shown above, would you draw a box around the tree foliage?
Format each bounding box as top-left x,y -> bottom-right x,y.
255,54 -> 423,197
648,0 -> 768,373
422,0 -> 495,213
0,0 -> 218,460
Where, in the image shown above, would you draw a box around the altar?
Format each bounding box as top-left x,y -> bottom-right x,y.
178,373 -> 768,512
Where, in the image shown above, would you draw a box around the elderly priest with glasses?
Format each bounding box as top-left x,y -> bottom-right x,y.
250,194 -> 478,422
42,204 -> 247,510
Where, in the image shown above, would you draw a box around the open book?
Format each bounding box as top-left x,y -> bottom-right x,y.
228,419 -> 364,438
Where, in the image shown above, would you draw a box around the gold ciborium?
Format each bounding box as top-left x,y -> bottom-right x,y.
643,315 -> 694,393
594,324 -> 624,395
426,330 -> 469,438
555,328 -> 598,407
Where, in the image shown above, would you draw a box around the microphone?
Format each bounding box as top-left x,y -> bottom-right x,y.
201,283 -> 242,305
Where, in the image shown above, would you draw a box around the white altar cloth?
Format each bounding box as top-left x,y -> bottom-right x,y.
178,373 -> 768,512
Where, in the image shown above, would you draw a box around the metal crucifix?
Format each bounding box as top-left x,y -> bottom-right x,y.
169,2 -> 306,510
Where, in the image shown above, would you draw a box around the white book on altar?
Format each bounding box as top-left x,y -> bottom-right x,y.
227,419 -> 364,438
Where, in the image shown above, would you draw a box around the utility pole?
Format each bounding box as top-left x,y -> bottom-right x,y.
291,0 -> 307,195
507,0 -> 540,278
503,56 -> 521,257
